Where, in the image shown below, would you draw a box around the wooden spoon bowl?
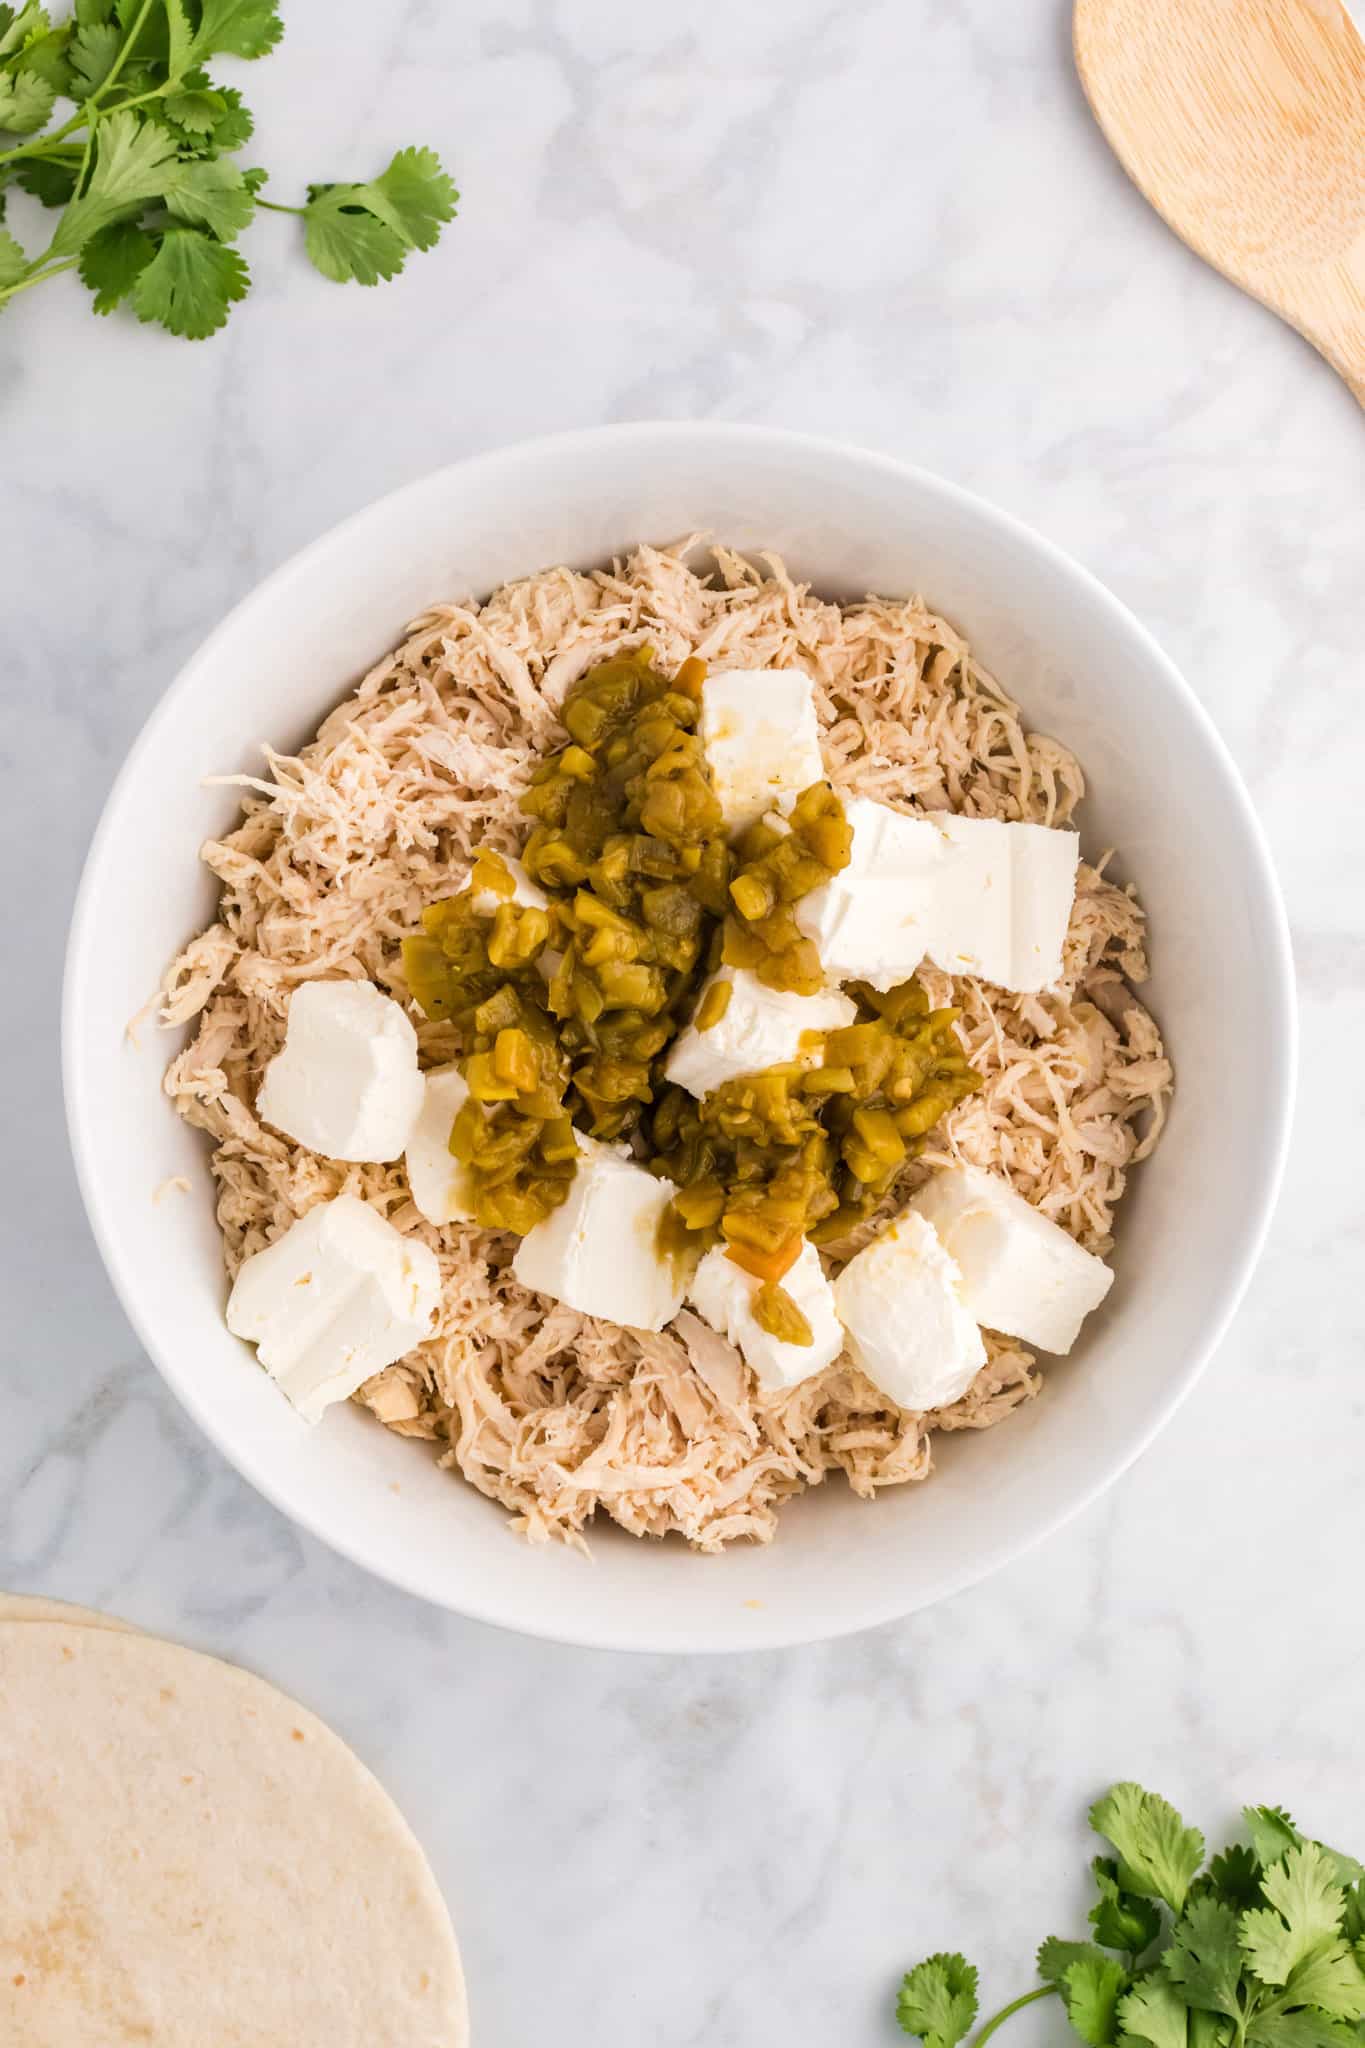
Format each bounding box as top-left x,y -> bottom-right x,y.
1074,0 -> 1365,403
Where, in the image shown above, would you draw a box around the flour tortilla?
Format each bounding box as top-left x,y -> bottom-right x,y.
0,1592 -> 137,1631
0,1624 -> 468,2046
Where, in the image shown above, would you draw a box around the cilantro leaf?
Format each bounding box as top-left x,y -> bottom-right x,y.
49,107 -> 180,255
160,68 -> 253,152
301,144 -> 456,283
0,0 -> 42,60
356,143 -> 457,250
1093,1858 -> 1164,1956
1064,1956 -> 1130,2047
189,0 -> 282,61
0,222 -> 27,284
1248,1812 -> 1305,1873
0,63 -> 54,130
162,81 -> 218,132
1283,1944 -> 1365,2020
1342,1885 -> 1364,1947
1244,1814 -> 1365,1894
1042,1941 -> 1122,1987
188,86 -> 250,150
162,0 -> 193,73
1119,1974 -> 1190,2048
77,214 -> 154,310
13,154 -> 76,204
13,21 -> 72,91
1164,1897 -> 1246,2018
303,188 -> 405,284
68,17 -> 120,93
74,0 -> 114,23
1201,1849 -> 1265,1912
896,1953 -> 980,2047
200,82 -> 251,149
1314,1848 -> 1365,1891
1241,1846 -> 1347,1988
1245,2014 -> 1358,2048
1092,1787 -> 1206,1915
161,154 -> 257,239
129,223 -> 246,335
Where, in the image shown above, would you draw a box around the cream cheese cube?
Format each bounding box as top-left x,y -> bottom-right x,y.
925,816 -> 1078,993
512,1137 -> 684,1332
832,1209 -> 986,1410
908,1161 -> 1112,1354
225,1195 -> 441,1423
794,796 -> 944,990
664,968 -> 856,1099
404,1065 -> 476,1226
795,801 -> 1080,995
256,980 -> 425,1163
459,851 -> 549,918
700,668 -> 826,836
690,1239 -> 844,1391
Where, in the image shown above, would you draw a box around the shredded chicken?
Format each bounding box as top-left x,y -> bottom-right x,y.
161,540 -> 1171,1551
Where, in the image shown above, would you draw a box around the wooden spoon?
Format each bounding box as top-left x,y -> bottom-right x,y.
1074,0 -> 1365,404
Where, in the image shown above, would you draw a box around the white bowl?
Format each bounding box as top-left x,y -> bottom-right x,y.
64,425 -> 1294,1653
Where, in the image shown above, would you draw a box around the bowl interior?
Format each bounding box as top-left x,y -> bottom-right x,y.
64,426 -> 1293,1651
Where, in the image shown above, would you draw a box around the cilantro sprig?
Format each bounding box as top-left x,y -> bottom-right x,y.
897,1786 -> 1365,2048
0,0 -> 457,336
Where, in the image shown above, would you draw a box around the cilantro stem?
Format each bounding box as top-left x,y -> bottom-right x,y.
89,0 -> 157,109
94,81 -> 175,119
255,199 -> 306,215
0,257 -> 78,305
12,140 -> 84,159
972,1985 -> 1058,2048
0,122 -> 81,168
69,110 -> 98,205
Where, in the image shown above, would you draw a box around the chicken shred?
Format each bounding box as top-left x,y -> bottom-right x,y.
161,540 -> 1171,1552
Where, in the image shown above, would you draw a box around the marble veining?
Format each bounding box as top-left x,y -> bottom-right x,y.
2,1 -> 1363,2041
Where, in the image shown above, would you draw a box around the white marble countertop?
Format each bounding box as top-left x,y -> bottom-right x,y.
3,2 -> 1364,2041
